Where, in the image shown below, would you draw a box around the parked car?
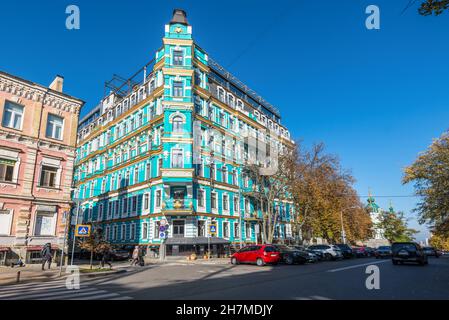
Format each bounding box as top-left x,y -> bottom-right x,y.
307,245 -> 343,261
365,247 -> 376,257
110,249 -> 131,261
422,246 -> 441,258
375,246 -> 392,259
294,246 -> 323,261
352,246 -> 369,258
391,242 -> 428,266
231,245 -> 281,266
335,244 -> 355,259
275,245 -> 308,265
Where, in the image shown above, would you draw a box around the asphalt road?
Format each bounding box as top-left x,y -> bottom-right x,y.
2,256 -> 449,300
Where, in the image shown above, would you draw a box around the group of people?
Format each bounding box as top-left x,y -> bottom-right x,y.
32,243 -> 146,271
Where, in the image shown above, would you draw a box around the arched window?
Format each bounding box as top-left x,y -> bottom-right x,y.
172,116 -> 183,133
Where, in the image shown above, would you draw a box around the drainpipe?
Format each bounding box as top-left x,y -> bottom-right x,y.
26,89 -> 49,248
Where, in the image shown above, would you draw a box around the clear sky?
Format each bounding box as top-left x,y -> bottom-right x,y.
2,0 -> 448,241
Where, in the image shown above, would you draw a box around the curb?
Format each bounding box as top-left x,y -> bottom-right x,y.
81,269 -> 128,278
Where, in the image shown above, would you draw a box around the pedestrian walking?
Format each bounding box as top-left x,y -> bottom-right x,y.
101,248 -> 113,269
131,246 -> 140,266
41,243 -> 52,271
138,247 -> 145,267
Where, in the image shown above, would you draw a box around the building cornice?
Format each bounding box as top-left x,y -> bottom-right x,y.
0,72 -> 84,115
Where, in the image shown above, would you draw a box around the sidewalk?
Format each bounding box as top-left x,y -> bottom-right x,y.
0,260 -> 133,286
0,258 -> 231,285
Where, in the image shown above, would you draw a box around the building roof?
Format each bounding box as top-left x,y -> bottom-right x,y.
170,9 -> 189,26
0,70 -> 85,105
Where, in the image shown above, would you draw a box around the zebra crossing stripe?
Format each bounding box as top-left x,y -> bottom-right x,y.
73,292 -> 120,300
38,289 -> 110,300
6,288 -> 100,300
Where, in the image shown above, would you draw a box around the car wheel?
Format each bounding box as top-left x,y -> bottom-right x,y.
285,256 -> 294,265
256,258 -> 265,267
231,257 -> 239,265
324,253 -> 332,261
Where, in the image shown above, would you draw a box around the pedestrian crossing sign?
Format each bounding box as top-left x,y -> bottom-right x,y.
75,224 -> 91,237
209,223 -> 217,236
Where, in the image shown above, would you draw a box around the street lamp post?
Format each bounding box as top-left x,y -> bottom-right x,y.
340,211 -> 346,244
340,206 -> 359,244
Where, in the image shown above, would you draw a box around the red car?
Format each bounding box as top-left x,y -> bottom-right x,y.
231,245 -> 281,266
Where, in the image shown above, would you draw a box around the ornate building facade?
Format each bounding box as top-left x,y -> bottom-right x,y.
0,71 -> 84,264
74,10 -> 295,257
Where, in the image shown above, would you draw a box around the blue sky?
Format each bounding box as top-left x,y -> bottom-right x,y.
2,0 -> 448,241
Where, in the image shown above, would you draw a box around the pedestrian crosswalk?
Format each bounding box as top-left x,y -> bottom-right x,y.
0,279 -> 133,300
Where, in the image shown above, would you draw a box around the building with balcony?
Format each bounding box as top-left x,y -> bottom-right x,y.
73,9 -> 296,257
0,71 -> 84,264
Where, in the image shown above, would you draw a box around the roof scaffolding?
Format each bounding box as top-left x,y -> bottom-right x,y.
208,57 -> 281,118
103,58 -> 156,99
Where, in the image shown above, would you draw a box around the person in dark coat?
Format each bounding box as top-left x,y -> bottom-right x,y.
41,243 -> 52,271
101,248 -> 113,269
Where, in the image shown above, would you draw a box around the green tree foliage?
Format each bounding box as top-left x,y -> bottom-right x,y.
377,210 -> 418,243
419,0 -> 449,15
403,131 -> 449,236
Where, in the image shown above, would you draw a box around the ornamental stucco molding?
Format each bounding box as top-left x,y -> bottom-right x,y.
0,75 -> 82,115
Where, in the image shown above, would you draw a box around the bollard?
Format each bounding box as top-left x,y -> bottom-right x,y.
16,271 -> 20,283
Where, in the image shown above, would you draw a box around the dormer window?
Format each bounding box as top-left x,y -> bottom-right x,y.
217,87 -> 225,102
130,94 -> 136,106
149,79 -> 155,93
227,94 -> 235,108
173,50 -> 184,66
138,88 -> 145,102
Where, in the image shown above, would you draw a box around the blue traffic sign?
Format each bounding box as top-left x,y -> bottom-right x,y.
159,225 -> 166,232
209,225 -> 217,233
75,224 -> 91,237
159,232 -> 166,239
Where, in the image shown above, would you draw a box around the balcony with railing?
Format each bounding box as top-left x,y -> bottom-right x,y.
162,198 -> 194,213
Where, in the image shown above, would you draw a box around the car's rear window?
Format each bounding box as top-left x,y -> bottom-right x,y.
264,246 -> 278,252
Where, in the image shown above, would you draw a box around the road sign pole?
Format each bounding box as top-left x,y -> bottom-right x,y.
59,211 -> 70,277
70,199 -> 81,266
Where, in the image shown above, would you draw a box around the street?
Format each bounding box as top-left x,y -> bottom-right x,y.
1,256 -> 448,300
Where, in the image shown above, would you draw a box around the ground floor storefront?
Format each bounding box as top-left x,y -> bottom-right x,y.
0,197 -> 69,265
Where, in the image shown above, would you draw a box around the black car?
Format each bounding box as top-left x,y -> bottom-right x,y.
335,244 -> 355,259
422,246 -> 441,258
392,242 -> 428,266
375,246 -> 392,258
275,245 -> 308,265
294,246 -> 323,261
110,249 -> 131,261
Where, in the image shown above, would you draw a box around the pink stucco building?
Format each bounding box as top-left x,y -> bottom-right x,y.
0,71 -> 84,264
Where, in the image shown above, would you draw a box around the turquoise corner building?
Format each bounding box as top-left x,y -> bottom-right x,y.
74,10 -> 296,257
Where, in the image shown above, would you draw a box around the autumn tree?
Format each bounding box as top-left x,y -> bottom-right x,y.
376,210 -> 418,243
291,143 -> 372,244
419,0 -> 449,15
429,234 -> 449,250
78,227 -> 112,269
403,131 -> 449,236
242,146 -> 295,244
